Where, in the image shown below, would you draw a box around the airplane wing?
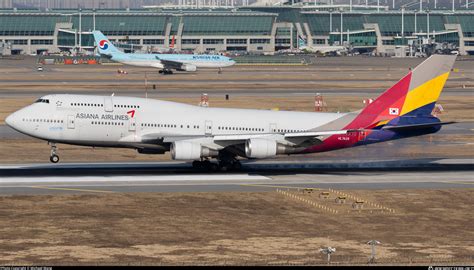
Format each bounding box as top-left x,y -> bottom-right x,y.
154,56 -> 185,69
139,129 -> 361,150
159,59 -> 185,69
213,129 -> 362,148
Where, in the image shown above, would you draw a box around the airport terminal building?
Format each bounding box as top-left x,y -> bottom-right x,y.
0,6 -> 473,55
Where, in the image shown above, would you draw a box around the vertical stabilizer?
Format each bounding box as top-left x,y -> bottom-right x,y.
92,30 -> 122,55
345,54 -> 456,129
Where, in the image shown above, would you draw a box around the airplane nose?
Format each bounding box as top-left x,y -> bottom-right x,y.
5,112 -> 18,129
5,113 -> 13,127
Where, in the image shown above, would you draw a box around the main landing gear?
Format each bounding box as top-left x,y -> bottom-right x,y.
192,159 -> 242,172
49,142 -> 59,163
159,69 -> 173,75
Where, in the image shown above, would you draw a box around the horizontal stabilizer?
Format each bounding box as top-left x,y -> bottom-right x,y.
381,121 -> 456,131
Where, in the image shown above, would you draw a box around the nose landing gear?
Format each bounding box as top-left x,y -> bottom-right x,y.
49,143 -> 59,163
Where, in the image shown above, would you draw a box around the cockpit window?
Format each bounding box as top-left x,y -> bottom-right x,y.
35,99 -> 50,104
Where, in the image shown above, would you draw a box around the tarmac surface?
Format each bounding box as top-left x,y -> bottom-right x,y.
0,158 -> 472,195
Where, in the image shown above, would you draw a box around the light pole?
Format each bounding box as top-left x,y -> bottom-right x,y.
93,9 -> 96,31
320,247 -> 336,264
414,9 -> 417,34
329,8 -> 333,33
401,7 -> 405,44
340,10 -> 343,46
426,9 -> 430,39
367,240 -> 381,263
78,8 -> 82,54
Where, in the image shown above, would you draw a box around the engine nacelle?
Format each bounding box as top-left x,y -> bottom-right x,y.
177,64 -> 197,72
245,138 -> 278,159
170,141 -> 217,160
150,62 -> 165,69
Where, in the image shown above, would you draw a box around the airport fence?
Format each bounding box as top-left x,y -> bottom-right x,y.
37,55 -> 101,65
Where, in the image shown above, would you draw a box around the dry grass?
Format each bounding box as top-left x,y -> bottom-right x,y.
0,189 -> 472,265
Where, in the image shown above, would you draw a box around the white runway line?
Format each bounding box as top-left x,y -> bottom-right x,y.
0,174 -> 270,184
434,159 -> 474,164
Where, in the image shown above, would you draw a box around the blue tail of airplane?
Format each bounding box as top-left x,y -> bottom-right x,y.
92,30 -> 122,55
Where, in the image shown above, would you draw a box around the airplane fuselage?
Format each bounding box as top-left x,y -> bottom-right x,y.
6,94 -> 439,160
6,95 -> 339,150
110,53 -> 235,69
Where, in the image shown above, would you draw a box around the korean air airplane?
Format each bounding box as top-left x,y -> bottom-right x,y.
6,55 -> 456,171
92,31 -> 236,74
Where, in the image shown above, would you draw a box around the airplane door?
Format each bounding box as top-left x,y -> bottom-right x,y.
104,97 -> 114,112
128,117 -> 136,131
270,123 -> 277,133
67,115 -> 75,129
205,120 -> 212,136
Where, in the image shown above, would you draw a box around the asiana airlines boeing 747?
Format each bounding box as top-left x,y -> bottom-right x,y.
6,55 -> 456,170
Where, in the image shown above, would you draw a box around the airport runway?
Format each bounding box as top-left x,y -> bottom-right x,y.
0,158 -> 472,195
0,88 -> 473,98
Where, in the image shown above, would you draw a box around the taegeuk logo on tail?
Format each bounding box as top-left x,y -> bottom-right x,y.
99,39 -> 109,50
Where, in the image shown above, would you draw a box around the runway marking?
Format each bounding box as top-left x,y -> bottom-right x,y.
29,186 -> 116,194
240,183 -> 322,190
442,181 -> 474,185
0,174 -> 270,183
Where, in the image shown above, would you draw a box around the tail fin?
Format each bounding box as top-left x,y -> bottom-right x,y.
92,30 -> 122,55
345,54 -> 456,129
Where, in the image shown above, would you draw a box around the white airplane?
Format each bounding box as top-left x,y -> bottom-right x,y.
93,31 -> 236,74
6,55 -> 456,170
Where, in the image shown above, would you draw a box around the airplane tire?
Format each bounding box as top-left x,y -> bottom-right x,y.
50,155 -> 59,163
192,160 -> 202,169
219,165 -> 228,172
232,161 -> 242,170
210,163 -> 219,172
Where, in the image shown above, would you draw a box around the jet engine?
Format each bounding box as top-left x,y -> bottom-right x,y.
150,63 -> 165,69
245,138 -> 278,158
171,141 -> 217,160
177,64 -> 197,72
245,138 -> 301,158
